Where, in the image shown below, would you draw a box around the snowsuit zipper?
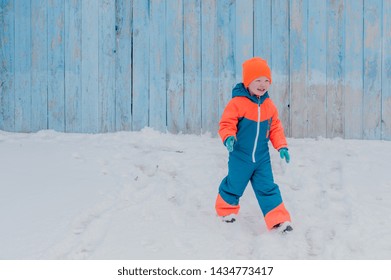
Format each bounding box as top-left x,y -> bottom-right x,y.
252,98 -> 261,163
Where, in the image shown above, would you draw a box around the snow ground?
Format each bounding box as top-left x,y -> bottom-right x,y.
1,128 -> 391,260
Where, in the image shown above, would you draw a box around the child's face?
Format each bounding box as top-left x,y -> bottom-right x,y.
248,76 -> 270,97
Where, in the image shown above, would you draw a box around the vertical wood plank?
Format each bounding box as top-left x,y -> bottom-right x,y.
363,0 -> 382,139
254,0 -> 272,62
271,0 -> 290,137
326,0 -> 345,138
217,0 -> 235,121
290,0 -> 308,138
0,0 -> 15,131
201,0 -> 219,134
307,0 -> 327,138
82,0 -> 99,133
235,0 -> 253,82
115,0 -> 132,131
31,0 -> 48,132
65,0 -> 82,132
98,0 -> 116,132
344,0 -> 363,139
382,0 -> 391,140
48,0 -> 65,131
149,0 -> 166,132
166,0 -> 184,133
132,0 -> 149,131
14,0 -> 31,132
184,0 -> 201,134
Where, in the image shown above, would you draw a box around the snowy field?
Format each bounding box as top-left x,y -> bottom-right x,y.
1,128 -> 391,260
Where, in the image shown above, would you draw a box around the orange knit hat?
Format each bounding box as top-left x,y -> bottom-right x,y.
242,57 -> 272,88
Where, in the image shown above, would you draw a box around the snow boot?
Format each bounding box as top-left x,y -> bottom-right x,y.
221,214 -> 237,223
273,221 -> 293,233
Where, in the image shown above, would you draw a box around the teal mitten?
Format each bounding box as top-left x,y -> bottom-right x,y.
224,136 -> 236,152
279,148 -> 290,163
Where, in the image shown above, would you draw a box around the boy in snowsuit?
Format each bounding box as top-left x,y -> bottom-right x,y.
215,57 -> 292,233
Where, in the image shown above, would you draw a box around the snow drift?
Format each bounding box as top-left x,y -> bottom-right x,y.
1,129 -> 390,259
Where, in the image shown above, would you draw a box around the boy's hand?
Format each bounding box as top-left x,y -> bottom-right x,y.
225,136 -> 236,152
279,148 -> 290,163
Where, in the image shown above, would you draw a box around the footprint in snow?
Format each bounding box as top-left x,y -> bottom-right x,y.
305,226 -> 336,257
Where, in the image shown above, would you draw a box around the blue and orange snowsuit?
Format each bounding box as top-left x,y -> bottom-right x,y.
215,83 -> 291,230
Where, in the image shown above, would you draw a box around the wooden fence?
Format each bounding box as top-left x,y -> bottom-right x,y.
1,0 -> 391,140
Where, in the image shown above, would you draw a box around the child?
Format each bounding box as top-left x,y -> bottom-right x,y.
215,57 -> 292,233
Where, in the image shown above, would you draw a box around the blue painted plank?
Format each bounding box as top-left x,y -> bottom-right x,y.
183,0 -> 202,134
115,0 -> 132,131
166,0 -> 184,133
290,0 -> 308,138
184,0 -> 202,134
31,0 -> 48,132
344,0 -> 363,139
14,0 -> 31,132
307,0 -> 327,138
132,0 -> 149,131
99,0 -> 116,132
363,0 -> 382,140
149,0 -> 167,132
48,0 -> 65,131
82,0 -> 99,133
217,0 -> 235,122
201,0 -> 219,134
0,0 -> 15,131
254,0 -> 272,62
383,0 -> 391,140
64,0 -> 82,132
235,0 -> 253,82
271,0 -> 290,136
326,0 -> 345,138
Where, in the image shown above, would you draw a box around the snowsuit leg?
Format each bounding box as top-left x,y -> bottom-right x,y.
251,157 -> 291,229
215,153 -> 254,216
215,152 -> 291,229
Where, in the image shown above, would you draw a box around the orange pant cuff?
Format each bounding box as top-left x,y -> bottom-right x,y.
215,194 -> 240,216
